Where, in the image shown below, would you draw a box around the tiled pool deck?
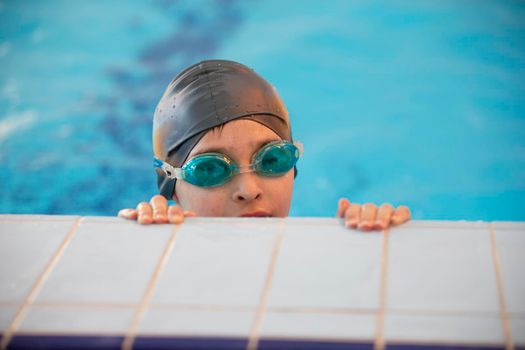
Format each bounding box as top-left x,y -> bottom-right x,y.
0,215 -> 523,350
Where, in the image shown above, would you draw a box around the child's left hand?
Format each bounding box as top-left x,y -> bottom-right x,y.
336,198 -> 411,231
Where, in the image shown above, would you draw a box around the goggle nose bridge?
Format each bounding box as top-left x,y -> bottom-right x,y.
235,163 -> 261,175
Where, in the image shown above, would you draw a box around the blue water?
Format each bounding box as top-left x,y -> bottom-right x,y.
1,0 -> 524,220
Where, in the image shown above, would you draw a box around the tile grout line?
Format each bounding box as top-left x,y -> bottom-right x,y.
246,219 -> 286,350
0,300 -> 513,318
374,227 -> 390,350
3,219 -> 523,232
488,223 -> 514,350
20,301 -> 137,309
121,223 -> 181,350
0,216 -> 84,350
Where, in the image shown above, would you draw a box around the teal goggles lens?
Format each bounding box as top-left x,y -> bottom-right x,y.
154,140 -> 302,188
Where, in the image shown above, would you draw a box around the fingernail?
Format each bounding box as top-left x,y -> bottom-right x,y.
169,214 -> 183,224
139,214 -> 151,224
374,220 -> 386,230
358,221 -> 373,230
391,215 -> 401,224
345,219 -> 358,228
154,214 -> 167,221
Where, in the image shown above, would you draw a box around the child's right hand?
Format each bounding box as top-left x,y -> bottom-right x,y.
118,195 -> 196,225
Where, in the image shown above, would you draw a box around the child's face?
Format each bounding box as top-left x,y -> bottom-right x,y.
173,119 -> 294,217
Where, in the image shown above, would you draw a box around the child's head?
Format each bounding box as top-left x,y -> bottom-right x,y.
152,60 -> 300,217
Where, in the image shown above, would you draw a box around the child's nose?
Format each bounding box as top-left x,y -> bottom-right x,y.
231,172 -> 262,202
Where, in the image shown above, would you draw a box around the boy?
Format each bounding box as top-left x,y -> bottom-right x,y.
118,60 -> 411,231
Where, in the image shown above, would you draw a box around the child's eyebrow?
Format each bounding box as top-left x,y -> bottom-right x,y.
190,138 -> 280,158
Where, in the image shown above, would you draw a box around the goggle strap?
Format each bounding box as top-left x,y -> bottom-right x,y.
153,157 -> 182,179
293,141 -> 304,157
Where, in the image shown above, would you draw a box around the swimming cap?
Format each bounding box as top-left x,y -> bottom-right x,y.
153,59 -> 294,198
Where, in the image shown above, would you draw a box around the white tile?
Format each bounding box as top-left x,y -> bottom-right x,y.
493,229 -> 525,313
82,216 -> 180,224
397,220 -> 488,229
384,314 -> 504,344
387,227 -> 500,313
492,222 -> 525,230
35,222 -> 173,304
284,217 -> 342,226
509,317 -> 525,345
174,217 -> 282,225
260,311 -> 376,340
150,221 -> 279,306
0,305 -> 19,331
0,220 -> 75,302
82,216 -> 132,224
0,215 -> 79,222
18,305 -> 134,334
283,218 -> 489,230
267,222 -> 383,309
139,307 -> 253,337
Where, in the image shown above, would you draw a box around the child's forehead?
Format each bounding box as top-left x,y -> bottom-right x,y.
189,119 -> 281,156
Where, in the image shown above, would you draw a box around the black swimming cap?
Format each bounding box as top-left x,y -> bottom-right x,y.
153,59 -> 294,198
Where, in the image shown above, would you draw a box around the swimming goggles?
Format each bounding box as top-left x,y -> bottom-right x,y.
154,140 -> 303,188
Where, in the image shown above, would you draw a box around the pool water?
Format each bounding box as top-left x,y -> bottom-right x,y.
0,0 -> 524,220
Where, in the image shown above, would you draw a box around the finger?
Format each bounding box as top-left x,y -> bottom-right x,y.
358,203 -> 378,231
118,208 -> 138,220
336,198 -> 351,218
137,202 -> 153,225
391,205 -> 412,226
344,203 -> 361,228
150,195 -> 168,223
184,210 -> 197,217
373,203 -> 394,230
168,205 -> 184,224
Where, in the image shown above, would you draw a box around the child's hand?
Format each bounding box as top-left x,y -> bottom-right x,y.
336,198 -> 411,231
118,195 -> 196,225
